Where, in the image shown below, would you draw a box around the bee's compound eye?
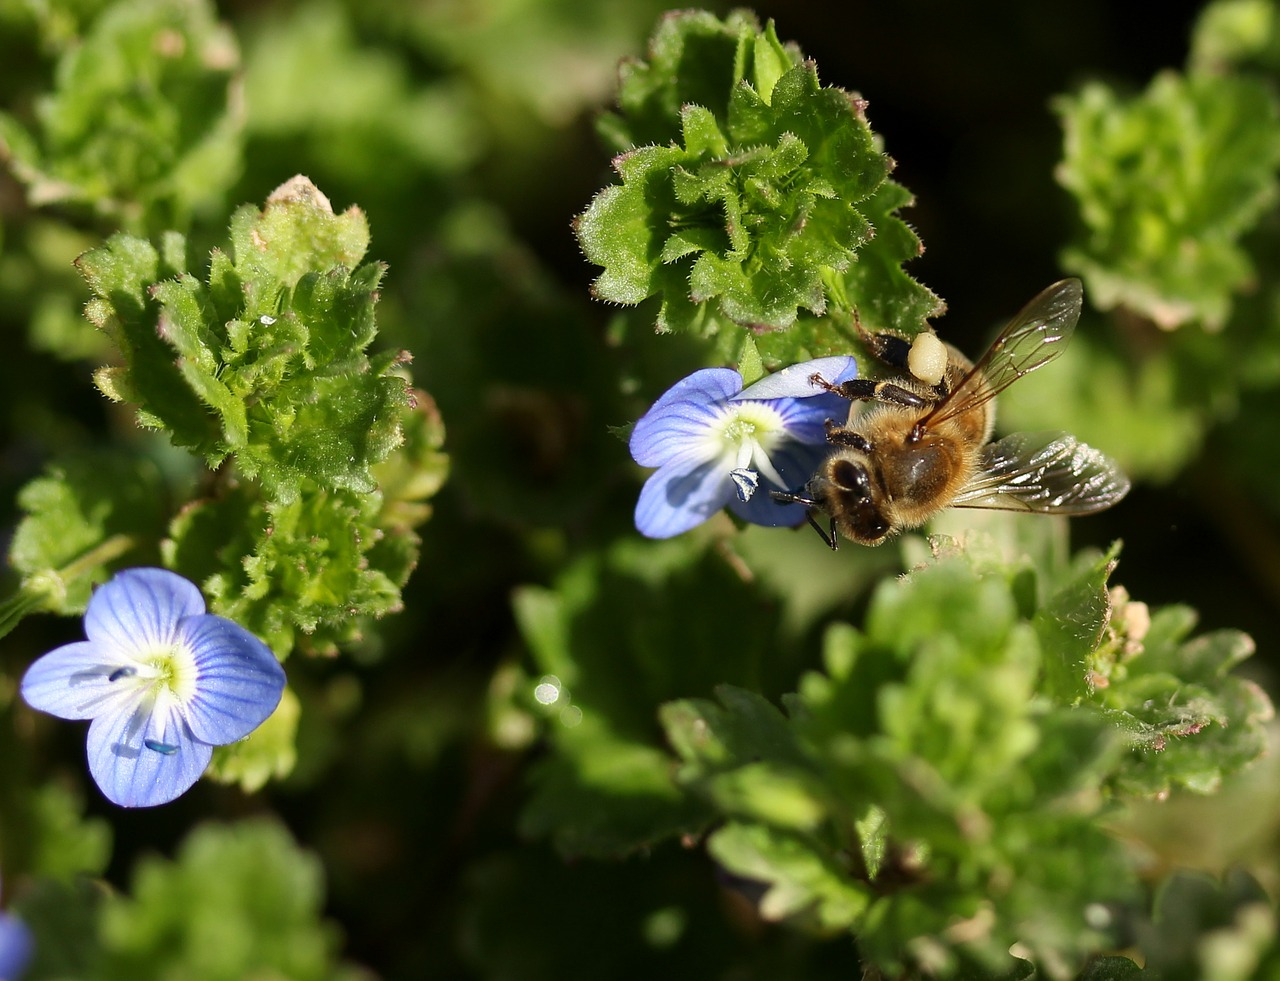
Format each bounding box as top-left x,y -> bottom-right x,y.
830,458 -> 870,496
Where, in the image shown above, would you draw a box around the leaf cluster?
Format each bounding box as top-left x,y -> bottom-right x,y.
9,176 -> 446,658
575,9 -> 941,361
508,529 -> 1274,977
11,818 -> 362,981
1055,70 -> 1280,332
994,0 -> 1280,496
0,0 -> 243,234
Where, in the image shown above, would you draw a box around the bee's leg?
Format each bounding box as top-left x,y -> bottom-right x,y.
856,321 -> 914,373
770,489 -> 839,550
810,374 -> 928,409
853,310 -> 950,399
807,513 -> 839,550
823,423 -> 873,452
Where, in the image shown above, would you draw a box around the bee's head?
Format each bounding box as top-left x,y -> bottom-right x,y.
813,453 -> 892,545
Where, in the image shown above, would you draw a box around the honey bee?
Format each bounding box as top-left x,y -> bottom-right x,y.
772,278 -> 1130,548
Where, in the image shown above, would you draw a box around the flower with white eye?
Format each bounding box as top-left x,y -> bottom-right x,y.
21,568 -> 285,808
629,357 -> 858,538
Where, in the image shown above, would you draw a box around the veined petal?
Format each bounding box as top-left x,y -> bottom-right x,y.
773,390 -> 858,445
734,356 -> 858,401
178,615 -> 286,745
21,640 -> 134,721
635,458 -> 733,538
641,367 -> 741,416
630,397 -> 731,468
84,568 -> 205,658
86,693 -> 211,807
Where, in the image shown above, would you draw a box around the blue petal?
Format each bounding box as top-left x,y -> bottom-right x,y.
21,640 -> 133,721
630,398 -> 728,469
630,368 -> 740,467
84,568 -> 205,657
734,356 -> 858,401
86,695 -> 211,807
177,615 -> 286,745
629,373 -> 742,471
728,492 -> 812,528
0,912 -> 33,981
728,441 -> 832,527
641,367 -> 741,415
635,458 -> 733,538
774,390 -> 859,445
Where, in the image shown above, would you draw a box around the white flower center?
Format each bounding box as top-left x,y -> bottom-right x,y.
710,401 -> 789,487
110,640 -> 198,705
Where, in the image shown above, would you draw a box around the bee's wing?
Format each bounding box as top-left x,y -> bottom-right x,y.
924,278 -> 1083,427
952,431 -> 1130,514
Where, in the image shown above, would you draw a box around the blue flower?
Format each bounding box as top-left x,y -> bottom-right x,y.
21,568 -> 286,808
629,356 -> 858,538
0,876 -> 32,981
0,907 -> 32,981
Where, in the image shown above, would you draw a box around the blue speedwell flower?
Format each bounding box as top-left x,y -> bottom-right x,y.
0,895 -> 32,981
630,356 -> 858,537
21,568 -> 285,808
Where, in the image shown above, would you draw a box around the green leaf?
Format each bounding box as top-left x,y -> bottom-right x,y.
9,450 -> 168,613
708,821 -> 870,929
79,230 -> 216,449
1076,956 -> 1147,981
1189,0 -> 1280,76
512,536 -> 804,858
600,10 -> 794,152
25,783 -> 113,882
577,10 -> 939,345
657,555 -> 1139,975
207,686 -> 300,791
166,483 -> 410,657
1033,546 -> 1118,703
518,713 -> 711,859
1088,594 -> 1273,796
91,177 -> 413,502
95,818 -> 361,981
662,686 -> 826,831
1056,70 -> 1280,330
1137,870 -> 1280,981
0,0 -> 243,233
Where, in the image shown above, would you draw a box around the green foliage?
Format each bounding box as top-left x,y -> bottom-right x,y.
63,175 -> 442,655
13,818 -> 362,981
575,9 -> 940,354
88,176 -> 409,498
512,536 -> 787,857
0,0 -> 242,234
660,554 -> 1126,976
1087,588 -> 1273,796
1055,70 -> 1280,331
8,450 -> 167,613
649,544 -> 1272,977
1136,870 -> 1280,981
